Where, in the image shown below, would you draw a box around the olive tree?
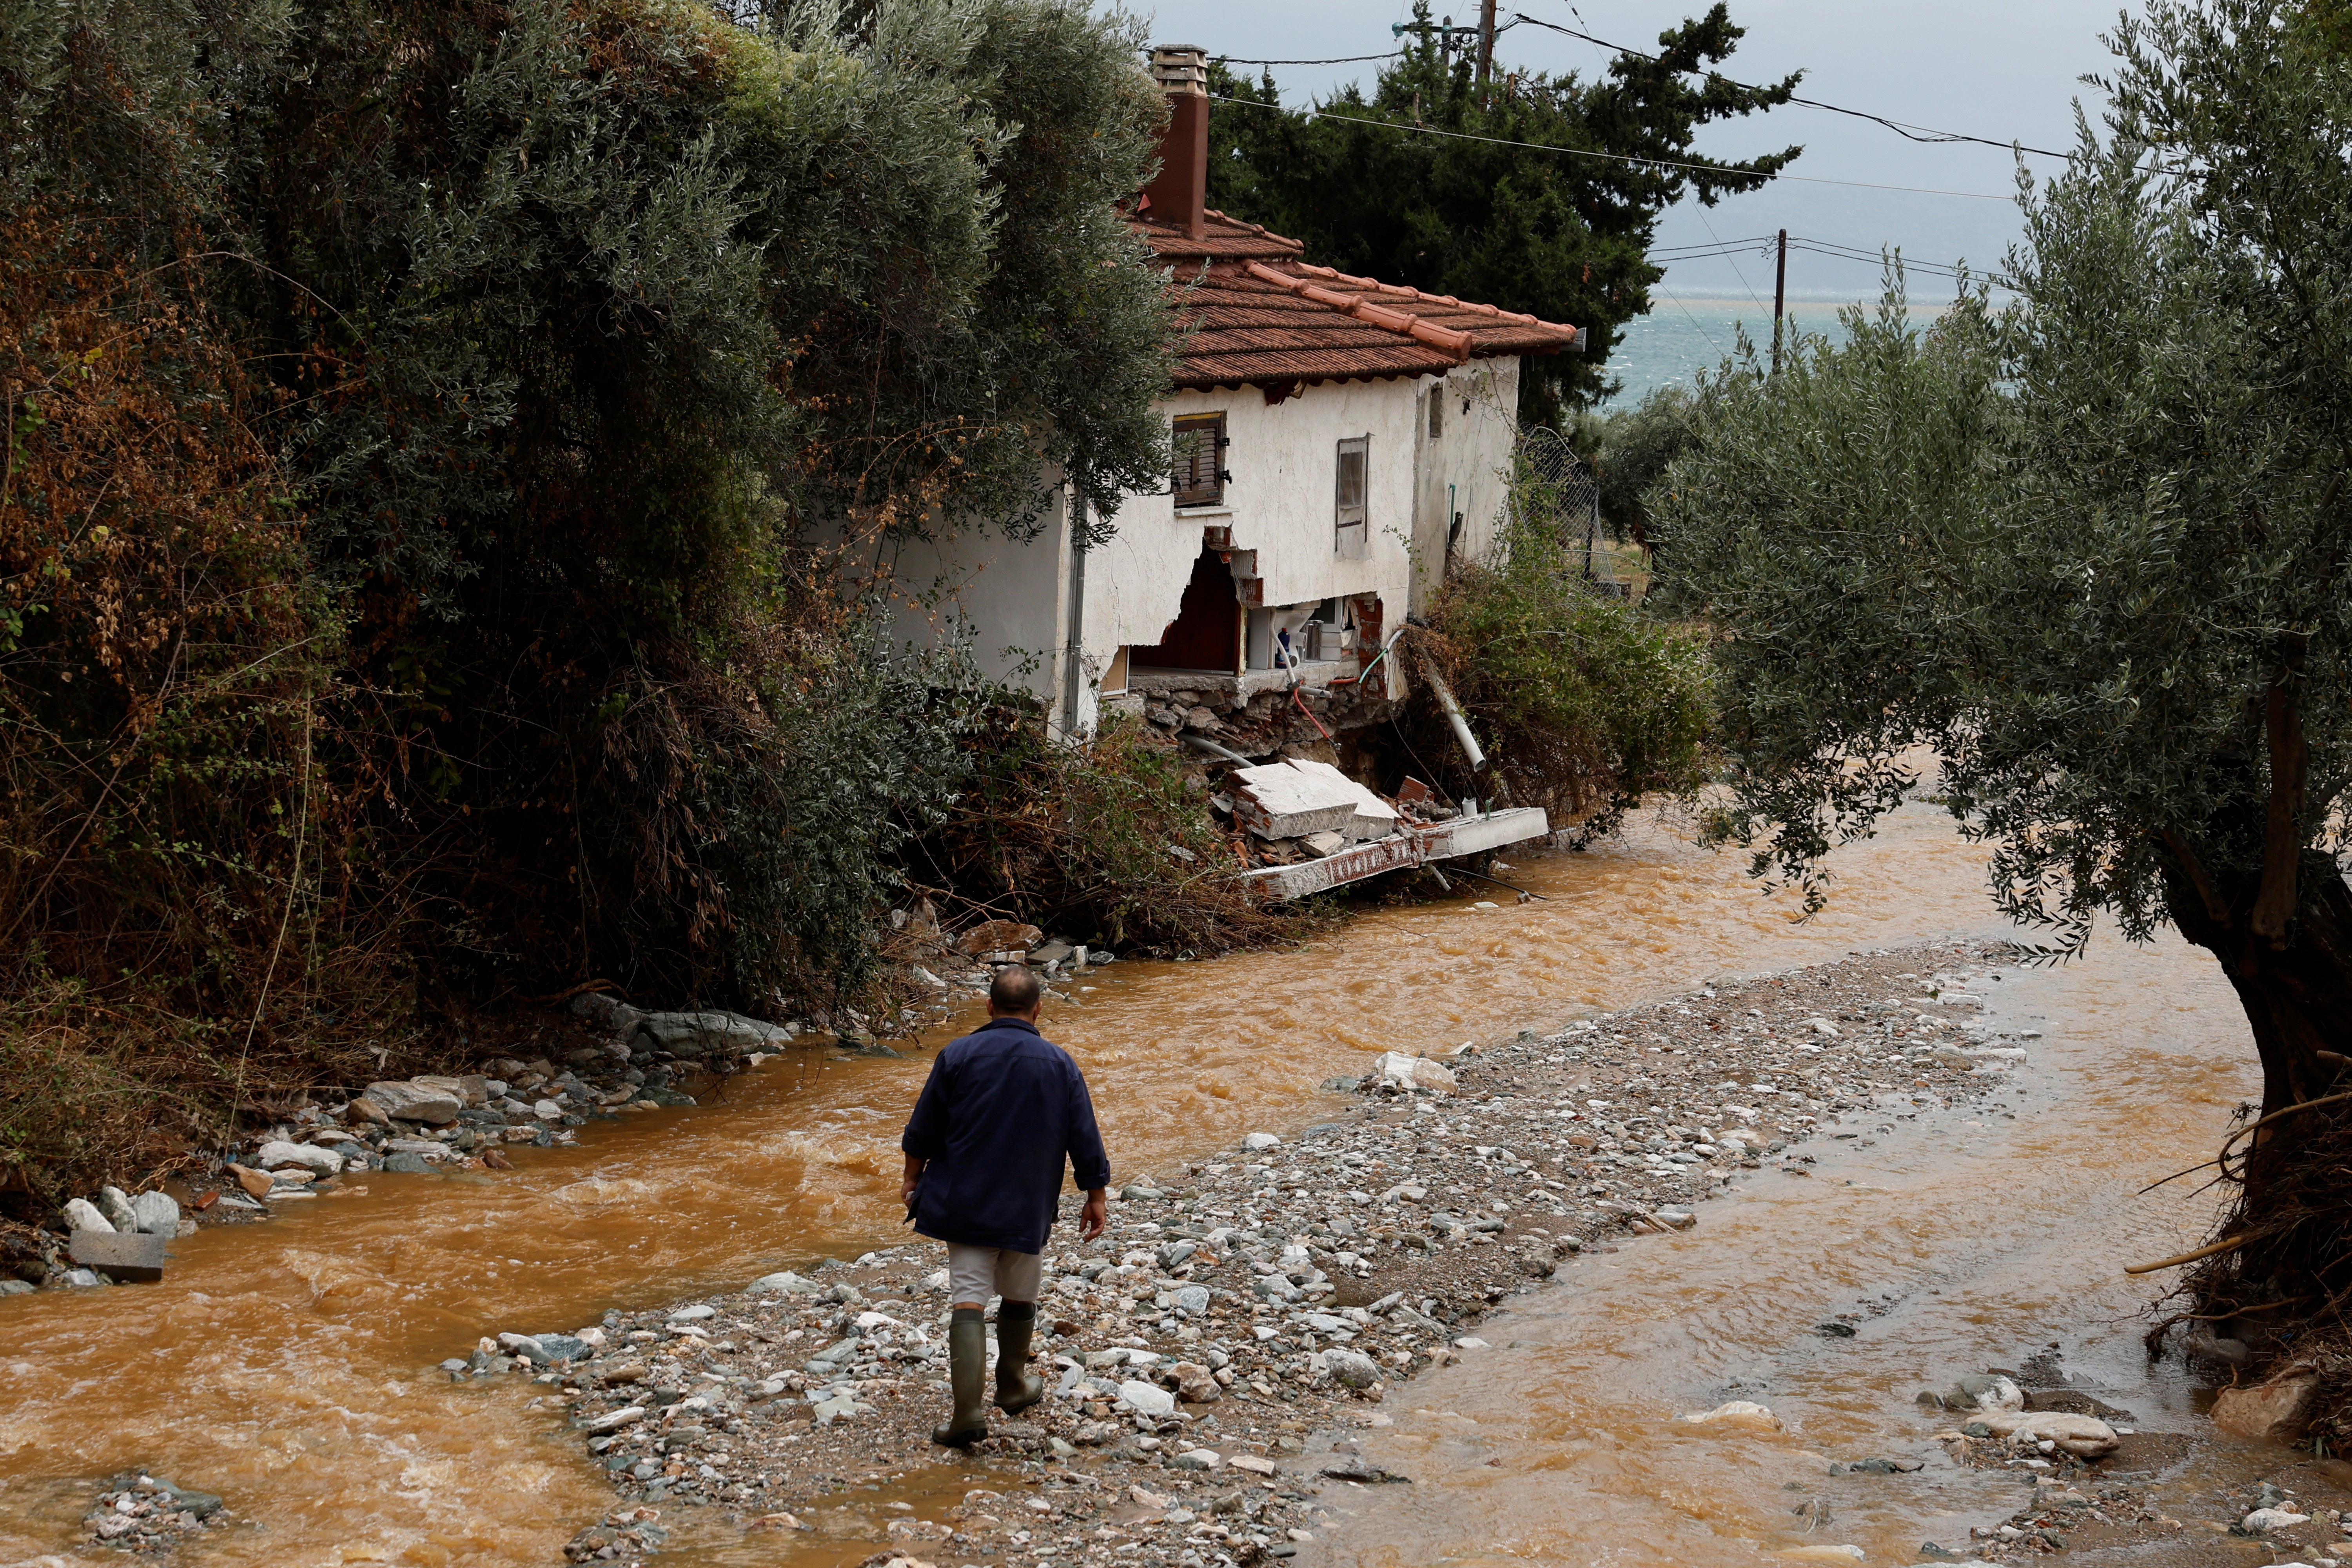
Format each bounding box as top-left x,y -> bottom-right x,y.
1661,0 -> 2352,1368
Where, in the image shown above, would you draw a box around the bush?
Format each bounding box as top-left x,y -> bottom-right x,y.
908,712 -> 1312,957
1415,463 -> 1714,839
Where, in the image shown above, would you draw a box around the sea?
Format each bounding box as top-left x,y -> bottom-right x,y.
1600,296 -> 1871,407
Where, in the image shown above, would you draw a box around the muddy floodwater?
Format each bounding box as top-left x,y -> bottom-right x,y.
0,800 -> 2264,1566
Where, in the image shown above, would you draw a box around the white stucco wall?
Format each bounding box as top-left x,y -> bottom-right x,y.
1409,359 -> 1521,614
849,356 -> 1526,735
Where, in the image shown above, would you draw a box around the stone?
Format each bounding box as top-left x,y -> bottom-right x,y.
1972,1411 -> 2118,1458
633,1009 -> 794,1059
226,1164 -> 277,1200
256,1140 -> 343,1175
1171,1362 -> 1222,1403
1369,1052 -> 1457,1094
1943,1374 -> 2023,1414
2212,1363 -> 2319,1444
670,1304 -> 717,1321
62,1198 -> 114,1233
1242,1132 -> 1281,1152
1323,1350 -> 1382,1390
534,1098 -> 563,1121
345,1094 -> 390,1127
361,1080 -> 462,1125
1682,1401 -> 1782,1432
1655,1208 -> 1696,1229
749,1271 -> 818,1296
1169,1448 -> 1222,1471
1808,1017 -> 1842,1038
0,1279 -> 34,1296
1229,1454 -> 1277,1477
1299,831 -> 1347,858
957,920 -> 1044,956
381,1152 -> 433,1174
68,1228 -> 168,1282
1119,1379 -> 1178,1416
1173,1285 -> 1211,1315
96,1186 -> 140,1231
129,1191 -> 180,1235
2239,1507 -> 2310,1534
584,1406 -> 646,1434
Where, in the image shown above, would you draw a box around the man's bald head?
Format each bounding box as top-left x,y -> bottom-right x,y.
988,964 -> 1042,1018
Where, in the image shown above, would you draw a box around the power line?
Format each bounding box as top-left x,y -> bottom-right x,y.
1216,52 -> 1403,66
1509,11 -> 2078,163
1206,93 -> 2016,201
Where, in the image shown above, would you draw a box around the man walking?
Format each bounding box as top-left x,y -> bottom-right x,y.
901,964 -> 1110,1447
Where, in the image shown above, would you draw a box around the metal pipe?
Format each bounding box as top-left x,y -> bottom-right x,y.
1414,652 -> 1487,772
1180,733 -> 1256,766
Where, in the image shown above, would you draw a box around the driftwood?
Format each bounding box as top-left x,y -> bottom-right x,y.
2127,1232 -> 2252,1276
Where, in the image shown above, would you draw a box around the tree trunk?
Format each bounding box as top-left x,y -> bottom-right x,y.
2160,852 -> 2352,1348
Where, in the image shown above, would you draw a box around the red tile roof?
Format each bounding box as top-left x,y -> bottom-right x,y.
1134,208 -> 1581,391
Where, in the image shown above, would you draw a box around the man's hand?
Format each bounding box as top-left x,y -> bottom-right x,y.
901,1154 -> 925,1210
1079,1187 -> 1108,1241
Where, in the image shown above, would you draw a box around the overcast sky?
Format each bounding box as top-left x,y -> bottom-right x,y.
1117,0 -> 2142,303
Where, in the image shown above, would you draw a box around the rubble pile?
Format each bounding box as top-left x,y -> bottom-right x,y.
79,1474 -> 229,1553
1138,677 -> 1393,758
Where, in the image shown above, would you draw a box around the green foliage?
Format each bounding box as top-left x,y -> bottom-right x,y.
1658,0 -> 2352,968
1203,2 -> 1801,421
1421,464 -> 1714,838
910,713 -> 1306,956
1570,384 -> 1697,547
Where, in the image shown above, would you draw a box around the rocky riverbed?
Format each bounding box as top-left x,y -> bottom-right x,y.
452,938 -> 2058,1567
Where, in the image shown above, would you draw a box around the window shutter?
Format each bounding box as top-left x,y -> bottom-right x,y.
1334,435 -> 1368,558
1173,413 -> 1226,507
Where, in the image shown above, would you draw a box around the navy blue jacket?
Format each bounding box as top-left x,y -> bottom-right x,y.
901,1016 -> 1111,1254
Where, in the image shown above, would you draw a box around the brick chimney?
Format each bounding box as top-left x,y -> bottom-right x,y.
1143,45 -> 1209,239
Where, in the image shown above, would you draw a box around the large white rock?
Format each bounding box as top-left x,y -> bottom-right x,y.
62,1198 -> 114,1234
1119,1379 -> 1177,1416
1682,1400 -> 1782,1432
1369,1052 -> 1457,1094
1973,1410 -> 2119,1459
360,1080 -> 461,1125
129,1191 -> 180,1235
256,1140 -> 344,1175
96,1186 -> 140,1231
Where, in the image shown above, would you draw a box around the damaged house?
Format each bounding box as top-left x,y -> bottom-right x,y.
873,44 -> 1586,759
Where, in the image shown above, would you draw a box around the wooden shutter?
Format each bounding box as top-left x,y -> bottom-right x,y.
1334,434 -> 1368,558
1173,412 -> 1226,507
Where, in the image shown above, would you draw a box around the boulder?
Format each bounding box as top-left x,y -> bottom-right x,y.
68,1228 -> 168,1282
96,1186 -> 140,1231
2212,1363 -> 2319,1445
1681,1401 -> 1782,1432
1242,1132 -> 1281,1152
1369,1052 -> 1457,1094
957,921 -> 1043,957
361,1080 -> 462,1125
256,1140 -> 344,1176
1119,1379 -> 1177,1416
2240,1506 -> 2311,1534
1322,1350 -> 1382,1391
224,1164 -> 276,1200
129,1191 -> 181,1236
633,1010 -> 793,1060
62,1198 -> 114,1234
1973,1410 -> 2119,1458
1943,1374 -> 2024,1414
1171,1362 -> 1223,1403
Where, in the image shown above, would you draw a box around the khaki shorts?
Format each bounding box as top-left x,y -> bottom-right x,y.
947,1243 -> 1043,1305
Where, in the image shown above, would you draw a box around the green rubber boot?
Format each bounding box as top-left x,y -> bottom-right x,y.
932,1307 -> 989,1447
994,1300 -> 1045,1415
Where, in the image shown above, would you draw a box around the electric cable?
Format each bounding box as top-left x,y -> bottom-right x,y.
1207,92 -> 2016,201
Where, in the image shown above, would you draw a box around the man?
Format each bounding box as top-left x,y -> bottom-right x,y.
901,964 -> 1110,1447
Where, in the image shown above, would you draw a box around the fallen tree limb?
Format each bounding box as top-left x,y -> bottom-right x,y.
2125,1232 -> 2253,1276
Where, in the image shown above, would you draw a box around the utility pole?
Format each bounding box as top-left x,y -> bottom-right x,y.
1772,228 -> 1788,375
1477,0 -> 1497,83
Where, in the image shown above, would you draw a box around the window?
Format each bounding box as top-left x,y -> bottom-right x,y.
1173,412 -> 1227,507
1428,388 -> 1444,439
1334,434 -> 1368,558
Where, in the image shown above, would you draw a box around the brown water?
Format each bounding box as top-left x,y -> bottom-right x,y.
0,802 -> 2253,1567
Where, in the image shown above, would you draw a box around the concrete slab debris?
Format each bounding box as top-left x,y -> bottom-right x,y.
68,1229 -> 169,1282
